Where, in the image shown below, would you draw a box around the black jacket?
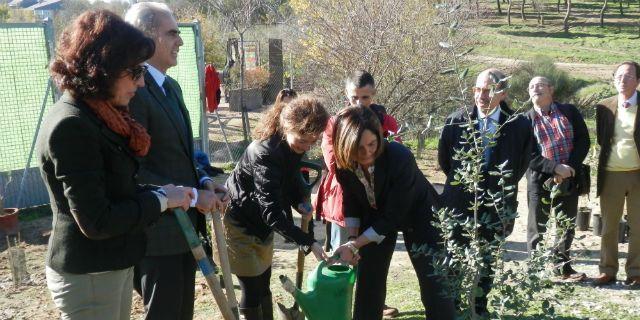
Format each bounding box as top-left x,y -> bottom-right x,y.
525,103 -> 590,187
438,103 -> 533,217
129,73 -> 207,255
36,94 -> 161,274
225,135 -> 315,246
336,142 -> 441,245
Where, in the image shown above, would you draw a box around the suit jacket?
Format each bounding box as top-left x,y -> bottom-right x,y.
595,92 -> 640,196
525,103 -> 590,190
438,102 -> 533,222
129,72 -> 205,256
37,93 -> 161,274
336,141 -> 442,246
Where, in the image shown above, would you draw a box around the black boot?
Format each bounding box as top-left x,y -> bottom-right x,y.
239,307 -> 263,320
260,294 -> 274,320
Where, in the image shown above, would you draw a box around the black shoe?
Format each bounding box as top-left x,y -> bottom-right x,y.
556,265 -> 587,281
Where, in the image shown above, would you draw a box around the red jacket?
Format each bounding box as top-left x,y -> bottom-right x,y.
205,64 -> 221,112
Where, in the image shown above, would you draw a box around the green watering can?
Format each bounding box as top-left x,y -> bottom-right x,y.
279,260 -> 356,320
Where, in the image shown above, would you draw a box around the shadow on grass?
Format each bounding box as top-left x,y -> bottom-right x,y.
500,316 -> 587,320
396,310 -> 425,319
497,30 -> 605,39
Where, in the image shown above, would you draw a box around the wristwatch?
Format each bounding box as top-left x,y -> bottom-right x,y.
346,241 -> 359,255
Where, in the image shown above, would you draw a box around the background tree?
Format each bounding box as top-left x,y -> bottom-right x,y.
563,0 -> 572,33
0,4 -> 9,22
288,0 -> 474,131
600,0 -> 609,27
203,0 -> 271,143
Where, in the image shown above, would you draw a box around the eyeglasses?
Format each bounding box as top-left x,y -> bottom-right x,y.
126,65 -> 148,81
614,74 -> 636,82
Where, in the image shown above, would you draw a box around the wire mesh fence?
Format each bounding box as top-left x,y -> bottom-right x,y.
0,21 -> 56,208
206,35 -> 297,166
0,21 -> 208,209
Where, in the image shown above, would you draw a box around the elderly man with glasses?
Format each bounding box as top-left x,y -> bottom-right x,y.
594,61 -> 640,287
438,68 -> 533,316
524,76 -> 590,282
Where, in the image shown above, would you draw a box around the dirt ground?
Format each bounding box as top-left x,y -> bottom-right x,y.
1,146 -> 638,319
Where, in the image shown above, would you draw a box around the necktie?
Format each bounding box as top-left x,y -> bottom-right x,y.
623,101 -> 631,109
481,118 -> 494,170
162,80 -> 187,136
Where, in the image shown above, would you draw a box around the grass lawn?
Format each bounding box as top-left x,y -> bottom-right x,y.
474,0 -> 640,65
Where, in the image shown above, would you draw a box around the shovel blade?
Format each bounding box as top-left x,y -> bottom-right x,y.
276,302 -> 305,320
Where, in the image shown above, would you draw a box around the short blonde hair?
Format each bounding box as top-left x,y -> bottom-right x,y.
333,106 -> 384,170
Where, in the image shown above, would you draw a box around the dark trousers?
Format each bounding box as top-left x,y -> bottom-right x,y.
526,180 -> 579,267
134,252 -> 197,320
237,267 -> 272,308
354,229 -> 456,320
452,209 -> 506,316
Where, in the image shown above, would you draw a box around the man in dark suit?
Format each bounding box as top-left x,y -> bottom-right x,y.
125,3 -> 229,319
593,61 -> 640,286
524,76 -> 590,281
438,68 -> 533,316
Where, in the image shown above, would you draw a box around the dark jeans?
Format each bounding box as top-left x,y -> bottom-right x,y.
134,252 -> 197,320
526,180 -> 579,267
354,229 -> 456,320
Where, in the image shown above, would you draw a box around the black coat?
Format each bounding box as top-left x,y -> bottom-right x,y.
336,142 -> 442,246
36,93 -> 161,274
438,103 -> 533,219
129,73 -> 206,256
225,135 -> 315,246
525,103 -> 590,188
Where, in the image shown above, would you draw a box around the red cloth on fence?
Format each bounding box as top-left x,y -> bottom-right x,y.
205,64 -> 221,112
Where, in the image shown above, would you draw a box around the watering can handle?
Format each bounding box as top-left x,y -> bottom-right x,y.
299,160 -> 323,189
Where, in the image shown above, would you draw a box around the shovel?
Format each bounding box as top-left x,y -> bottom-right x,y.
173,208 -> 236,320
276,214 -> 311,320
208,204 -> 239,318
277,161 -> 323,320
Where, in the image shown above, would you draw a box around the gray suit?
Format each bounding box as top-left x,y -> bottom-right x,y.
129,72 -> 204,256
129,71 -> 206,320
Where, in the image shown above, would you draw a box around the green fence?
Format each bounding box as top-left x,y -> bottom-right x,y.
0,21 -> 206,208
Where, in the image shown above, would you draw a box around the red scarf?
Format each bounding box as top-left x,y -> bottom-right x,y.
84,99 -> 151,156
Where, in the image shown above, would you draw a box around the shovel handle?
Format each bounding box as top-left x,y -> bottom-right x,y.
294,216 -> 310,306
210,208 -> 239,315
173,208 -> 236,320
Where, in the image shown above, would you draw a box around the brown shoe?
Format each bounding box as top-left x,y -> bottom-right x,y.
624,276 -> 640,286
382,304 -> 399,318
593,273 -> 616,285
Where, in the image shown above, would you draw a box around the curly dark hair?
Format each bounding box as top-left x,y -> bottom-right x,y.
50,10 -> 155,101
253,95 -> 329,141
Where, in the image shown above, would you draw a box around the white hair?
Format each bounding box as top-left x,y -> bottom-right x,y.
124,2 -> 174,37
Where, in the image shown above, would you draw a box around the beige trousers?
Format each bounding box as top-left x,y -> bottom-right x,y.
46,266 -> 134,320
599,170 -> 640,277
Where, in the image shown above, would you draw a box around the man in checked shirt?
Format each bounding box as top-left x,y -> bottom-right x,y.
524,76 -> 590,281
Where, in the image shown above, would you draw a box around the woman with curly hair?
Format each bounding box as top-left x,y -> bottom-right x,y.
224,95 -> 329,320
37,10 -> 194,319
